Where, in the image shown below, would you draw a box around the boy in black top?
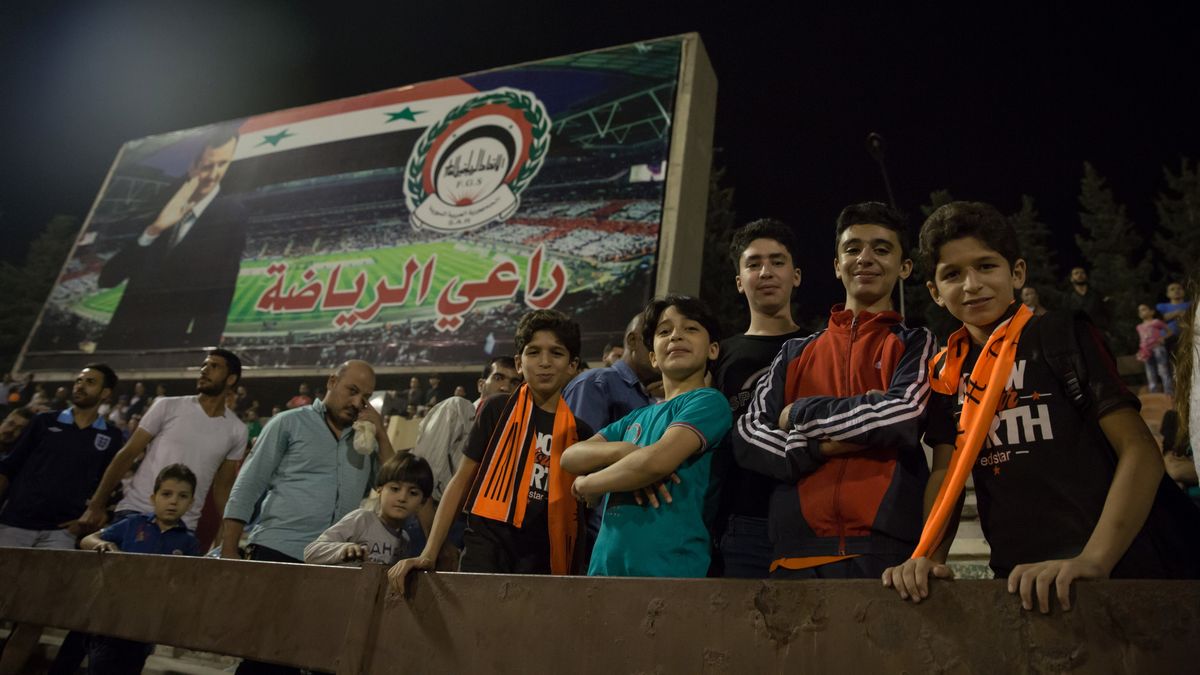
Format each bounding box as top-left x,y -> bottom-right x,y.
885,201 -> 1200,613
712,218 -> 806,577
389,310 -> 593,590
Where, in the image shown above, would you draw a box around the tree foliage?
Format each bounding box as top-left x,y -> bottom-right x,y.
1153,158 -> 1200,284
698,165 -> 746,338
1009,195 -> 1061,308
1076,162 -> 1152,352
0,215 -> 78,372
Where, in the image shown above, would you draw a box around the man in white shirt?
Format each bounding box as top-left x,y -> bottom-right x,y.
77,350 -> 248,535
97,126 -> 246,350
411,357 -> 518,547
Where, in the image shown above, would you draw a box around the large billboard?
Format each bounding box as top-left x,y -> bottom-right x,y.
18,34 -> 715,376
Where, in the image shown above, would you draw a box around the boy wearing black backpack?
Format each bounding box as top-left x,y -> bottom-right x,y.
884,201 -> 1200,613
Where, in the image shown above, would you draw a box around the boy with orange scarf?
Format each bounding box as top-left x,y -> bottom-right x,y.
388,310 -> 593,591
885,201 -> 1200,613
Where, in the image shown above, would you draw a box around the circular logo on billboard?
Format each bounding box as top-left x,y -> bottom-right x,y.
405,88 -> 551,233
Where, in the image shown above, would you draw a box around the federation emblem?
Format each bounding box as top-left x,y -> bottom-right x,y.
94,434 -> 111,451
404,88 -> 551,233
624,423 -> 643,445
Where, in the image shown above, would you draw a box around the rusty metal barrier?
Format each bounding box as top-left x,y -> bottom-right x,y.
1,548 -> 1196,673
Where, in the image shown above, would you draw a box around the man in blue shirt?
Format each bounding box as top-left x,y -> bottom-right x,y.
221,360 -> 395,565
563,313 -> 658,432
0,364 -> 123,549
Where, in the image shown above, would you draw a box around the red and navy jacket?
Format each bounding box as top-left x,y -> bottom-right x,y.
733,305 -> 935,562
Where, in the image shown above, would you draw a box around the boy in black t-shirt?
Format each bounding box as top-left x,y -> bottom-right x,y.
884,201 -> 1200,613
388,310 -> 592,591
712,218 -> 806,578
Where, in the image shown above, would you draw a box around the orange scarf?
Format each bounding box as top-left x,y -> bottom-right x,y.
911,303 -> 1034,560
466,384 -> 580,574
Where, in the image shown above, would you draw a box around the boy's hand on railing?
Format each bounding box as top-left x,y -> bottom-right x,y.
93,541 -> 119,553
388,555 -> 435,597
1007,555 -> 1108,614
341,544 -> 369,562
882,557 -> 954,603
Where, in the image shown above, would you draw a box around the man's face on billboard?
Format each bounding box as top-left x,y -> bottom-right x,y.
190,137 -> 237,202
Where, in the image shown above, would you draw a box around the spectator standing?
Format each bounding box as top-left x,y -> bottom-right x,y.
78,464 -> 201,674
1065,266 -> 1110,326
425,374 -> 445,407
1136,303 -> 1174,395
403,376 -> 425,410
601,340 -> 624,368
0,364 -> 122,548
1021,286 -> 1049,316
77,350 -> 248,536
1157,281 -> 1191,355
712,218 -> 806,578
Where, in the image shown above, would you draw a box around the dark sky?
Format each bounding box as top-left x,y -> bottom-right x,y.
2,2 -> 1197,316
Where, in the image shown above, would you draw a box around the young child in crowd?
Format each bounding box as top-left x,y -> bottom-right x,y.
78,463 -> 201,674
734,202 -> 935,579
305,454 -> 432,566
885,201 -> 1200,613
712,218 -> 806,578
1136,303 -> 1174,395
563,295 -> 731,577
388,310 -> 593,591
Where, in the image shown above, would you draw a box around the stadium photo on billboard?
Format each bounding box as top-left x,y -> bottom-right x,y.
19,37 -> 692,374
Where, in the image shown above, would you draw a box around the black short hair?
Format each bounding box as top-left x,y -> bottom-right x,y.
602,340 -> 621,356
919,201 -> 1021,274
154,463 -> 198,493
515,310 -> 581,362
376,454 -> 434,500
82,363 -> 118,391
480,356 -> 516,381
640,295 -> 721,371
208,349 -> 242,387
728,218 -> 800,272
835,202 -> 910,258
199,124 -> 240,156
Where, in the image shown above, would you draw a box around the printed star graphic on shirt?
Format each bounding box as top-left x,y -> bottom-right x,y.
1031,391 -> 1041,401
385,107 -> 424,123
993,466 -> 1001,476
257,129 -> 296,147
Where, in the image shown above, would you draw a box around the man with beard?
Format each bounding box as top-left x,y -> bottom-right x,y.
0,364 -> 122,548
0,407 -> 34,459
221,360 -> 394,564
77,350 -> 248,534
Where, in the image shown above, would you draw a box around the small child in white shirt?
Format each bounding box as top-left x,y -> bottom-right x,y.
304,454 -> 432,566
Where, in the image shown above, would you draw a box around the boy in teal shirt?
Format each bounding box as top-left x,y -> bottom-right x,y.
564,295 -> 731,577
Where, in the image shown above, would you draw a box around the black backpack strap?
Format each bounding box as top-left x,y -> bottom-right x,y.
1035,310 -> 1095,416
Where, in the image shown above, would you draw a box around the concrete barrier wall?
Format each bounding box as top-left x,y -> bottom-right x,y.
1,548 -> 1195,674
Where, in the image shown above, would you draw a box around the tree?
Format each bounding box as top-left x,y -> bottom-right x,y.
1009,195 -> 1061,308
908,190 -> 959,341
0,215 -> 79,372
1153,158 -> 1200,284
698,165 -> 746,338
1076,162 -> 1152,353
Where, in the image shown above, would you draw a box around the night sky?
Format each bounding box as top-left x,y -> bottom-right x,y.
2,2 -> 1197,320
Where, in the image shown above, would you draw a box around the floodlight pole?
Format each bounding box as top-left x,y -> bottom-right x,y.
865,132 -> 904,318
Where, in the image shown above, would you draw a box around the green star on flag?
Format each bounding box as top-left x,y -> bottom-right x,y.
385,107 -> 424,123
257,129 -> 296,147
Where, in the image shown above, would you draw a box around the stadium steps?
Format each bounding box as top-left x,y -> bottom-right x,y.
1,626 -> 237,674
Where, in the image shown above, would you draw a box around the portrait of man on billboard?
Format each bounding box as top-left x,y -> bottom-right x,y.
97,125 -> 246,351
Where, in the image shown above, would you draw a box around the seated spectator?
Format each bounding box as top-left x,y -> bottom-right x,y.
78,464 -> 201,674
425,374 -> 444,406
601,339 -> 624,367
1021,286 -> 1048,316
305,455 -> 432,566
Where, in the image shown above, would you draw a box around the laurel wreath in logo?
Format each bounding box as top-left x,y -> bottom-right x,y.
404,89 -> 551,213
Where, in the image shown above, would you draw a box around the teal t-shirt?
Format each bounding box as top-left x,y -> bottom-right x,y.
588,387 -> 732,578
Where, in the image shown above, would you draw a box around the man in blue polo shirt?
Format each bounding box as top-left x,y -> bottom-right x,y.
0,364 -> 123,549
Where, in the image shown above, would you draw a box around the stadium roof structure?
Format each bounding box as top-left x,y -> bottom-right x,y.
551,82 -> 676,149
537,41 -> 681,80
